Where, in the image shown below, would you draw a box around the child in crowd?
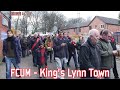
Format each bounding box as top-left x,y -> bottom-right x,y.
37,43 -> 48,78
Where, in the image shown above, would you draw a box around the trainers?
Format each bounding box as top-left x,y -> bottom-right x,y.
115,77 -> 119,79
60,77 -> 64,79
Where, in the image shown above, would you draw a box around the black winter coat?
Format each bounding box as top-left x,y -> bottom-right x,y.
79,38 -> 101,70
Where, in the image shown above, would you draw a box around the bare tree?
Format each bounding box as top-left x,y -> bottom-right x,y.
11,11 -> 21,30
27,11 -> 66,34
41,11 -> 66,33
55,12 -> 66,31
41,11 -> 57,33
29,11 -> 42,34
11,11 -> 31,36
86,16 -> 92,22
17,11 -> 31,36
65,17 -> 86,28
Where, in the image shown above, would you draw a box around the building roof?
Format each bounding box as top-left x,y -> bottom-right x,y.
62,21 -> 90,30
61,16 -> 120,30
93,16 -> 120,25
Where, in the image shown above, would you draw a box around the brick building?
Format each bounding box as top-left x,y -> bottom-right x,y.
61,22 -> 89,37
61,16 -> 120,43
87,16 -> 120,43
0,12 -> 10,58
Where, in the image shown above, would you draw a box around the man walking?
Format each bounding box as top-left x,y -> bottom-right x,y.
53,31 -> 68,79
97,30 -> 118,79
3,30 -> 22,79
79,29 -> 101,79
30,33 -> 43,67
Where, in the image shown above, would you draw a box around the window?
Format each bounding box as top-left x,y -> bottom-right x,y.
0,31 -> 7,40
76,28 -> 80,34
100,24 -> 104,29
89,26 -> 92,30
2,16 -> 8,26
74,28 -> 77,33
79,28 -> 81,32
95,25 -> 97,28
74,29 -> 75,32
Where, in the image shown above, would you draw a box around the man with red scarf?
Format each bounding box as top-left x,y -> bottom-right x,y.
30,33 -> 42,67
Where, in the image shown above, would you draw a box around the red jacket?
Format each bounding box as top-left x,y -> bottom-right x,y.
37,47 -> 47,65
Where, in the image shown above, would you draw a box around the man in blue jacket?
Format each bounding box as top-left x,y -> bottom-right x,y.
53,31 -> 68,79
3,30 -> 22,79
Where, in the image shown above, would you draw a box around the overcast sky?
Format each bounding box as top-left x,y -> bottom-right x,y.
11,11 -> 120,34
59,11 -> 120,20
12,11 -> 120,20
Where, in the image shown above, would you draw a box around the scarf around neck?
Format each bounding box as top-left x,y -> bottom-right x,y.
6,36 -> 15,49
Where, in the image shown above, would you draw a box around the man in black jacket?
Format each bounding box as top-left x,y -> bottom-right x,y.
62,32 -> 69,70
27,34 -> 32,56
30,33 -> 43,67
79,29 -> 101,79
20,36 -> 27,58
67,38 -> 78,69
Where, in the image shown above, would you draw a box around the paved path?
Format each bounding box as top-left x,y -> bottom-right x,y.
0,55 -> 120,79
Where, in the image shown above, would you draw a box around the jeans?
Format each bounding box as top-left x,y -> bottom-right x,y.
62,58 -> 68,69
5,57 -> 20,79
55,57 -> 66,79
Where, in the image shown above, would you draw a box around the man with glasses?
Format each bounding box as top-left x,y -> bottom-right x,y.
97,29 -> 118,79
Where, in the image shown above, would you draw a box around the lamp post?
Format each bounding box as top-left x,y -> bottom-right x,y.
8,11 -> 11,30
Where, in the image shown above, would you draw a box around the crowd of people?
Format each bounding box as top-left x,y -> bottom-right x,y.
2,29 -> 120,79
